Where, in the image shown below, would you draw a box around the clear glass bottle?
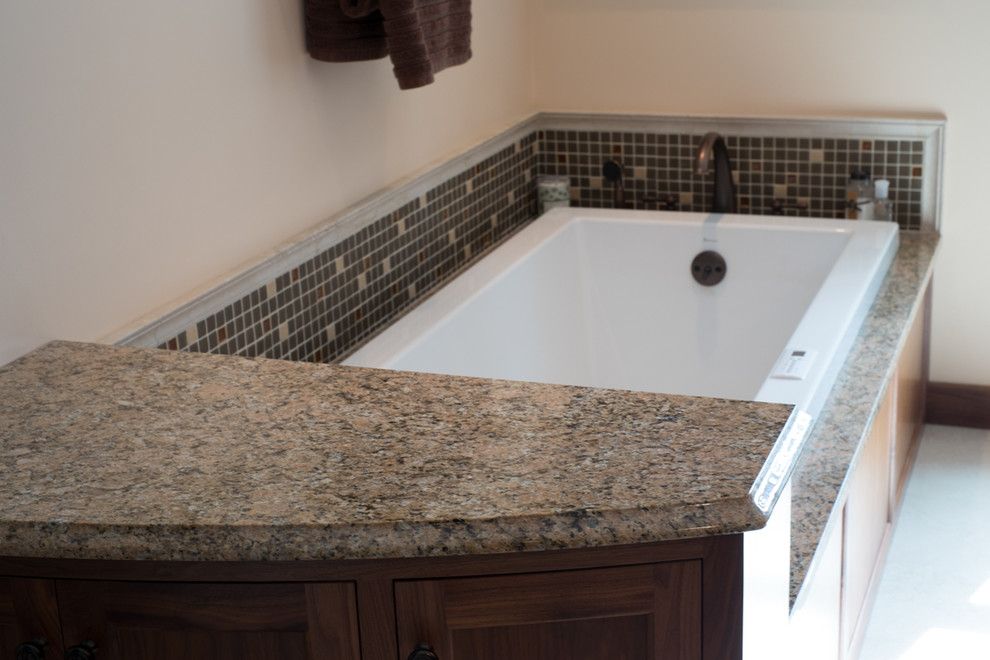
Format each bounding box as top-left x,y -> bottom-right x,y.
846,168 -> 875,220
873,179 -> 894,222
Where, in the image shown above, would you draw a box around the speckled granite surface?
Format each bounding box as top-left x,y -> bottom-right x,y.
789,231 -> 938,606
0,342 -> 792,561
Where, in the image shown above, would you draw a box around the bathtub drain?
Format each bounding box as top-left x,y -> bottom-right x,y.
691,251 -> 727,286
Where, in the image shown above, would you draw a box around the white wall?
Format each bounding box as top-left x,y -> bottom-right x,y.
0,0 -> 534,366
533,0 -> 989,385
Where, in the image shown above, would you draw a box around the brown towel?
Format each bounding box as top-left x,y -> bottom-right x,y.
339,0 -> 380,18
305,0 -> 473,90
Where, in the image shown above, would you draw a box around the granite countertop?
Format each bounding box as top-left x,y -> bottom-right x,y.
789,231 -> 938,605
0,342 -> 793,562
0,232 -> 936,575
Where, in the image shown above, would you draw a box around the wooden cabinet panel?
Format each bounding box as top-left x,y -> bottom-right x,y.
395,562 -> 702,660
56,581 -> 359,660
842,385 -> 894,655
0,578 -> 63,660
0,583 -> 15,660
893,291 -> 928,507
1,538 -> 736,660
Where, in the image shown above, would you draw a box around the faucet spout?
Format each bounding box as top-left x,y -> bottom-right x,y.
695,132 -> 738,214
602,159 -> 627,209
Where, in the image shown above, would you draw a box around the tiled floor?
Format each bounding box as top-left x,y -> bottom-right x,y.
859,424 -> 990,659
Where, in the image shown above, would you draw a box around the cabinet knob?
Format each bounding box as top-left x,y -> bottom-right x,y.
64,641 -> 97,660
407,643 -> 439,660
15,639 -> 47,660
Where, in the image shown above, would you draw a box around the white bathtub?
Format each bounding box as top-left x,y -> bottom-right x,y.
346,208 -> 898,423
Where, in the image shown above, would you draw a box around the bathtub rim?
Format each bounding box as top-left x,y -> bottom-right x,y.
344,208 -> 899,426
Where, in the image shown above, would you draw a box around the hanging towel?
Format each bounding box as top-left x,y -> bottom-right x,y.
305,0 -> 473,90
339,0 -> 380,17
305,1 -> 389,63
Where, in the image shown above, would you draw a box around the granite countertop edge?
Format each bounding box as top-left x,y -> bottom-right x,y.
0,496 -> 769,562
0,341 -> 788,563
789,231 -> 939,607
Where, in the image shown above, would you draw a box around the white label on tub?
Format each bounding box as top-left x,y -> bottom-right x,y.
771,349 -> 818,381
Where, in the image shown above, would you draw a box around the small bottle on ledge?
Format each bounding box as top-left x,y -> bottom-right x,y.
873,179 -> 895,222
846,168 -> 875,220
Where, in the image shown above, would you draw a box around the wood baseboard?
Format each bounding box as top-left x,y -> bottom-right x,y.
926,382 -> 990,429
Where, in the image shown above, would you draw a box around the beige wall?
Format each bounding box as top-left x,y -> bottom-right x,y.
3,0 -> 984,385
0,0 -> 534,366
533,0 -> 989,385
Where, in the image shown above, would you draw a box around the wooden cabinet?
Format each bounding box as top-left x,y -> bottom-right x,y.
55,581 -> 359,660
395,562 -> 702,660
0,537 -> 739,660
842,287 -> 928,657
892,295 -> 928,508
796,282 -> 931,660
0,579 -> 63,660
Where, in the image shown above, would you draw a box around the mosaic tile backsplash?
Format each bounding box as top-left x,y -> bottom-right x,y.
537,130 -> 924,230
157,124 -> 927,364
159,134 -> 538,363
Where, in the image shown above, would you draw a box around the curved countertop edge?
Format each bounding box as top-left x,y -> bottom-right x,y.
789,231 -> 938,608
0,341 -> 791,563
0,498 -> 769,563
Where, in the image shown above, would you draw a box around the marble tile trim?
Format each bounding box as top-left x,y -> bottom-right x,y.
0,342 -> 793,562
789,232 -> 938,608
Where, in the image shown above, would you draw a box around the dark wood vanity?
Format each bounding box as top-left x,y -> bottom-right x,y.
1,536 -> 740,660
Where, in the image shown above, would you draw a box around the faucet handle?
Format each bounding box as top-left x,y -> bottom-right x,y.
769,198 -> 809,215
642,193 -> 680,211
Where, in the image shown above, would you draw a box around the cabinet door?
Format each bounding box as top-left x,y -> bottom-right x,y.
892,291 -> 928,507
395,562 -> 702,660
842,384 -> 894,655
0,578 -> 63,660
56,581 -> 359,660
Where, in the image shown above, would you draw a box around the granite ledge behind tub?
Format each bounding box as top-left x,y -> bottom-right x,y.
0,341 -> 793,562
789,231 -> 938,606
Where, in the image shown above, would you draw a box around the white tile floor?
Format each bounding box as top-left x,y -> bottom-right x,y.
859,424 -> 990,659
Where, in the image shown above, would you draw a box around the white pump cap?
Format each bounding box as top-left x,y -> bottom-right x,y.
874,179 -> 890,199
